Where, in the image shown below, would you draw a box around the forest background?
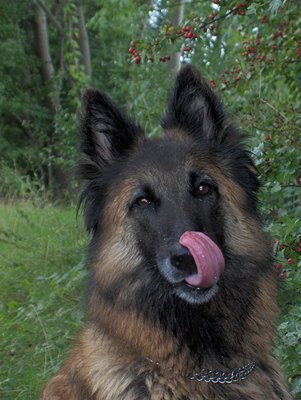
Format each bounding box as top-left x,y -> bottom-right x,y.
0,0 -> 300,398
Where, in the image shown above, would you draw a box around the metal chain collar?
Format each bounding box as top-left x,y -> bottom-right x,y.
146,357 -> 256,385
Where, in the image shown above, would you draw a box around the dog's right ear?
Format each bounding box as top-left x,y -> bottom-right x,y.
79,89 -> 144,180
162,65 -> 241,147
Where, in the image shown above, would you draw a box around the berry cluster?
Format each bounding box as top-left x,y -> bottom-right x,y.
128,41 -> 141,64
181,25 -> 198,55
128,1 -> 299,68
182,25 -> 198,40
233,3 -> 248,16
242,36 -> 268,65
159,55 -> 171,62
129,1 -> 250,65
208,13 -> 298,89
209,66 -> 243,91
210,80 -> 217,89
272,236 -> 301,280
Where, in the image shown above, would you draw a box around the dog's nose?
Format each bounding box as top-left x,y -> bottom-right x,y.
170,247 -> 197,275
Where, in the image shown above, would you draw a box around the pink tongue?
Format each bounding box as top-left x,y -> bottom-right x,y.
179,231 -> 225,288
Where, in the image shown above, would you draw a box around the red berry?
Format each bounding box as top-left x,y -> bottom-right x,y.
287,258 -> 294,265
210,80 -> 217,89
128,47 -> 135,54
209,11 -> 217,20
261,15 -> 268,24
182,26 -> 191,32
280,271 -> 286,280
265,135 -> 271,141
279,243 -> 285,251
274,263 -> 283,272
183,46 -> 192,52
135,56 -> 141,64
210,24 -> 215,31
296,247 -> 301,253
234,76 -> 241,81
185,32 -> 193,38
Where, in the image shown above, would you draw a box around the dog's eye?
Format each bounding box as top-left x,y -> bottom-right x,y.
135,197 -> 152,208
198,183 -> 212,196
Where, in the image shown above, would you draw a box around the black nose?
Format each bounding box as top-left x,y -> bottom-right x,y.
170,246 -> 197,275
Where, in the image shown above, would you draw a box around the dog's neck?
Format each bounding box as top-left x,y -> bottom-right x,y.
89,272 -> 276,376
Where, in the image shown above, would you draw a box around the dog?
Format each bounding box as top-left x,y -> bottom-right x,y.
41,65 -> 292,399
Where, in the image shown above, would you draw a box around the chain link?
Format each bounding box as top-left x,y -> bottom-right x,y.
146,357 -> 256,385
186,360 -> 256,384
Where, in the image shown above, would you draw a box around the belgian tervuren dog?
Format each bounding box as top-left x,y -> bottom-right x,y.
41,65 -> 292,399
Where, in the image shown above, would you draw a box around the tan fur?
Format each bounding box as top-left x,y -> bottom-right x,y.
91,179 -> 143,288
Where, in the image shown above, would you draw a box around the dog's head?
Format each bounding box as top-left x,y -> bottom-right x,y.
79,65 -> 269,306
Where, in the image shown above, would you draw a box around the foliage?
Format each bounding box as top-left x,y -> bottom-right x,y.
0,0 -> 88,198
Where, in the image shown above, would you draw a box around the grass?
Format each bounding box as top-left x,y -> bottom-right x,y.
0,203 -> 87,399
0,202 -> 299,399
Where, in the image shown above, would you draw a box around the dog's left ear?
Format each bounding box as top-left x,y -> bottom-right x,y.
79,89 -> 144,180
162,64 -> 241,146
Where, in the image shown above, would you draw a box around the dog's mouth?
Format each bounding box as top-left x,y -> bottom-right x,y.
157,231 -> 225,304
174,282 -> 219,304
179,231 -> 225,289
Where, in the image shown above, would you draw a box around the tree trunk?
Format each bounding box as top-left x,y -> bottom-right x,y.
78,0 -> 92,79
34,3 -> 60,113
33,3 -> 64,193
169,1 -> 185,76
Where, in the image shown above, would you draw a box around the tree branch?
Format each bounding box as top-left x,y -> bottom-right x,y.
34,3 -> 60,112
35,0 -> 64,37
77,0 -> 92,78
14,115 -> 37,144
259,98 -> 288,121
169,1 -> 185,75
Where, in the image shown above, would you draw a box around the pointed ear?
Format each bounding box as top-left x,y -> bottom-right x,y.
162,64 -> 241,145
79,89 -> 144,179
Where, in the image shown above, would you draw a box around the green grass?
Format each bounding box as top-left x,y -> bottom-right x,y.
0,203 -> 87,399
